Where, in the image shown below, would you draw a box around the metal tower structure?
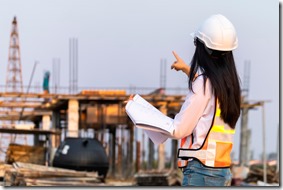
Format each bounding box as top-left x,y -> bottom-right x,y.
5,16 -> 23,93
239,60 -> 251,166
0,17 -> 27,161
69,38 -> 78,94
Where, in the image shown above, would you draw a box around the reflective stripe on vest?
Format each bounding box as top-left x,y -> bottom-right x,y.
177,99 -> 235,168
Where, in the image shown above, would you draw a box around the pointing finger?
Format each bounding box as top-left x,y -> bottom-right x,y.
172,51 -> 181,61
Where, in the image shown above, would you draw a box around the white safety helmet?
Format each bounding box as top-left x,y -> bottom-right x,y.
191,14 -> 238,51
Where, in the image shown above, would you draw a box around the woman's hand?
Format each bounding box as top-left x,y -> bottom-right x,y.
123,94 -> 134,104
171,51 -> 190,76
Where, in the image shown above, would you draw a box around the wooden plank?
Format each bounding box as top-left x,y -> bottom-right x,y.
13,162 -> 99,178
3,168 -> 17,186
0,164 -> 13,177
0,128 -> 61,135
0,110 -> 52,116
4,162 -> 104,186
15,169 -> 97,178
0,102 -> 42,108
22,178 -> 106,186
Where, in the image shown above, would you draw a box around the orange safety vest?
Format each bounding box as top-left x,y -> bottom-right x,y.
177,98 -> 235,168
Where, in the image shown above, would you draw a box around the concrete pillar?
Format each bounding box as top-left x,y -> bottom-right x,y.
158,143 -> 165,171
42,115 -> 52,166
171,139 -> 178,170
52,111 -> 61,129
33,120 -> 42,146
40,115 -> 51,142
51,111 -> 61,148
128,122 -> 134,175
68,99 -> 79,137
136,141 -> 141,172
148,140 -> 154,170
158,102 -> 167,171
109,127 -> 116,177
42,115 -> 51,131
239,107 -> 249,166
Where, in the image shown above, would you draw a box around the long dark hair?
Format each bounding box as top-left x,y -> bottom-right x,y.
189,38 -> 241,128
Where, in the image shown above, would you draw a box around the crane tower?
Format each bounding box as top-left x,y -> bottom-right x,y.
5,16 -> 23,93
0,17 -> 26,161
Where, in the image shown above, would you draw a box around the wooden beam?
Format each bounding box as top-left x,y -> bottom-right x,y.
0,92 -> 185,102
0,110 -> 52,116
0,128 -> 61,135
0,102 -> 42,108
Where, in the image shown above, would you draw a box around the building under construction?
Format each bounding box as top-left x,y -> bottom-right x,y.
0,16 -> 186,186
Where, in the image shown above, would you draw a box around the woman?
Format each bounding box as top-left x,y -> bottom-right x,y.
126,14 -> 241,186
170,14 -> 241,186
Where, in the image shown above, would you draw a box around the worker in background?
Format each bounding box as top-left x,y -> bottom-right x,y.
170,14 -> 241,186
43,71 -> 50,94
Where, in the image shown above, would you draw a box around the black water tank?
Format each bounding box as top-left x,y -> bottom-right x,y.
52,137 -> 109,178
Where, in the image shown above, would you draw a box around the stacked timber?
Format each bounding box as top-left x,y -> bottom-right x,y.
0,163 -> 13,186
6,144 -> 46,165
244,164 -> 279,185
0,163 -> 13,177
3,162 -> 105,186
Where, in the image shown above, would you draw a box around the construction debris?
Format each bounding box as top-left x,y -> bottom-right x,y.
0,163 -> 13,178
5,144 -> 46,165
135,169 -> 182,186
244,163 -> 279,185
3,162 -> 105,186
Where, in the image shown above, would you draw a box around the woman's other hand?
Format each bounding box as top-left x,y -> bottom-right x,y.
124,94 -> 134,104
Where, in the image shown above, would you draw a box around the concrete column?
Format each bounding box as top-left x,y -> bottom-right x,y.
158,143 -> 165,171
158,102 -> 167,171
171,139 -> 178,170
68,99 -> 79,137
40,115 -> 51,142
109,127 -> 116,177
51,111 -> 61,148
52,111 -> 60,129
148,140 -> 154,170
239,107 -> 249,166
42,115 -> 51,131
42,115 -> 52,166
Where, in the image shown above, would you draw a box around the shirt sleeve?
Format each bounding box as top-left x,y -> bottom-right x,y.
171,76 -> 212,139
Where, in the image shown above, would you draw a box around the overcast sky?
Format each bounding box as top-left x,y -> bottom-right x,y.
0,0 -> 279,160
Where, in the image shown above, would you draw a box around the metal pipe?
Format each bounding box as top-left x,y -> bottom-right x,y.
261,102 -> 267,185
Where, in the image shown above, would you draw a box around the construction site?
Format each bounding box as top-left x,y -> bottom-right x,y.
0,17 -> 279,187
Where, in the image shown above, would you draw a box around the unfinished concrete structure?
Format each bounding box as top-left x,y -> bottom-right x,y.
0,89 -> 185,179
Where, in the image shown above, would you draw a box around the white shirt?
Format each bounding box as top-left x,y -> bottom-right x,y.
171,74 -> 216,149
